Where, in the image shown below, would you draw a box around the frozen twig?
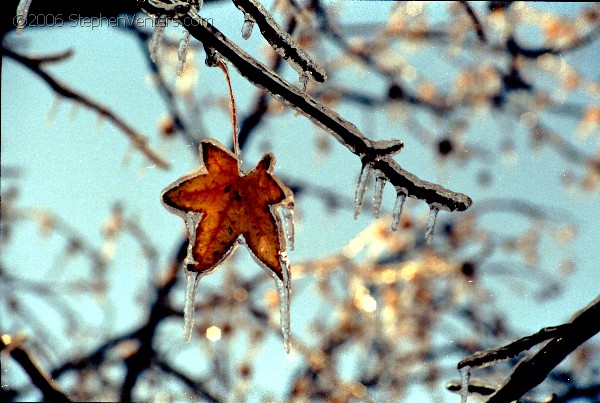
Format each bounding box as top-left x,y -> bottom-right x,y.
2,47 -> 170,170
231,0 -> 326,83
160,8 -> 471,212
458,325 -> 568,370
485,295 -> 600,402
1,334 -> 72,402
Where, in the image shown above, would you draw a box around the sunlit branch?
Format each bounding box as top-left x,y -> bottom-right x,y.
163,9 -> 472,212
1,334 -> 72,402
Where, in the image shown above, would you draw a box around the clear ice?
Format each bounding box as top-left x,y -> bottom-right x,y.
459,366 -> 471,403
281,205 -> 295,251
277,253 -> 292,353
149,15 -> 168,63
183,269 -> 201,341
16,0 -> 32,33
354,163 -> 373,219
184,212 -> 202,266
241,14 -> 255,40
298,73 -> 309,92
177,29 -> 191,76
373,173 -> 386,218
425,206 -> 439,244
391,193 -> 406,231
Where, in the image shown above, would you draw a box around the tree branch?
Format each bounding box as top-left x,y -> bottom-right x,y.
486,295 -> 600,402
2,46 -> 170,170
1,334 -> 72,402
155,7 -> 472,211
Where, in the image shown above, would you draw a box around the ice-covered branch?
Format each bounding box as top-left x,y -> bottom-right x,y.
2,47 -> 170,170
1,334 -> 72,402
158,8 -> 471,212
231,0 -> 326,83
483,295 -> 600,402
457,325 -> 568,370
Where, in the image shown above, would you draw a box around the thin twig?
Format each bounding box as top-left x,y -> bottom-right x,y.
459,1 -> 487,44
487,295 -> 600,402
1,334 -> 72,402
2,47 -> 170,170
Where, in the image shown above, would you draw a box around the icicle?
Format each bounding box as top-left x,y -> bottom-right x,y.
16,0 -> 32,34
391,193 -> 406,231
177,29 -> 191,76
149,15 -> 168,63
184,212 -> 202,266
425,206 -> 439,244
183,269 -> 201,341
281,205 -> 295,251
293,73 -> 310,116
354,163 -> 373,219
298,73 -> 309,92
459,366 -> 471,403
241,14 -> 255,40
373,173 -> 386,219
276,253 -> 292,353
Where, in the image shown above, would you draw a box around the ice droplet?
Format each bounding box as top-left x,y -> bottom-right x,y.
354,163 -> 373,219
16,0 -> 32,34
149,15 -> 168,63
281,205 -> 295,251
241,14 -> 255,40
459,366 -> 471,403
205,47 -> 220,67
391,193 -> 406,231
183,269 -> 201,341
425,206 -> 439,244
298,73 -> 309,92
177,29 -> 191,76
184,212 -> 202,266
277,253 -> 292,353
373,172 -> 386,218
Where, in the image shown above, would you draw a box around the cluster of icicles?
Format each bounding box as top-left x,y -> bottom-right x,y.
354,162 -> 439,244
181,206 -> 295,353
147,7 -> 312,93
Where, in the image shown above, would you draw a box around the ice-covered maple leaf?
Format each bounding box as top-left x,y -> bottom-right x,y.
161,139 -> 294,351
161,139 -> 293,279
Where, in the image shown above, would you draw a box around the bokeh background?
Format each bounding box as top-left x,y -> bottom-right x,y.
2,1 -> 599,401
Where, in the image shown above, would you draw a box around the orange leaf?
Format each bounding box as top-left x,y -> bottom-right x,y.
161,139 -> 294,280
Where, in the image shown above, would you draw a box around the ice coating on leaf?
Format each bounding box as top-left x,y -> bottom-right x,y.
373,172 -> 386,219
276,252 -> 292,353
391,192 -> 406,231
177,29 -> 191,76
241,14 -> 255,40
16,0 -> 32,34
150,15 -> 167,63
183,269 -> 201,341
354,163 -> 373,219
425,205 -> 439,244
459,366 -> 471,403
280,204 -> 295,251
184,211 -> 202,266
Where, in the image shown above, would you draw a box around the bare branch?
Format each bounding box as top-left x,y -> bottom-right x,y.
487,295 -> 600,402
1,334 -> 72,402
2,47 -> 170,170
